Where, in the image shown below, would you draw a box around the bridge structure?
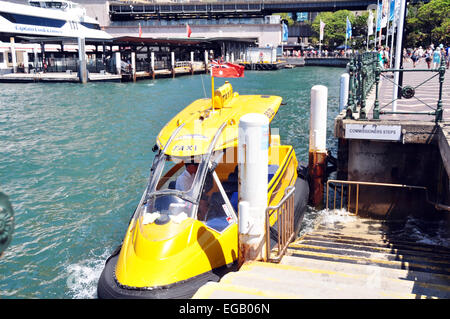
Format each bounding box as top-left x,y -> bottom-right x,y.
109,0 -> 378,21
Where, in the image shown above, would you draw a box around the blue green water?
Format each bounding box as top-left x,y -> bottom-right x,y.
0,67 -> 345,298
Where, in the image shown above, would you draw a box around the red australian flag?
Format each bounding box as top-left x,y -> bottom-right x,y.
211,60 -> 244,78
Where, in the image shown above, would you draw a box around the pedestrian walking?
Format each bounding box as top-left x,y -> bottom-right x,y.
432,47 -> 441,69
424,47 -> 433,69
446,45 -> 450,69
411,48 -> 419,68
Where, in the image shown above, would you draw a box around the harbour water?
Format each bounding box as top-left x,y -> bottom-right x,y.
1,66 -> 446,299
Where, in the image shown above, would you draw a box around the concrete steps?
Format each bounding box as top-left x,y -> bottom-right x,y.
193,215 -> 450,299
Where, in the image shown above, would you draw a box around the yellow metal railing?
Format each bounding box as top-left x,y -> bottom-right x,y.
265,186 -> 295,263
326,179 -> 428,215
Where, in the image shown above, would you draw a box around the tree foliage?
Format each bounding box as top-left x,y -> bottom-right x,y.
406,0 -> 449,47
274,13 -> 295,26
310,10 -> 371,49
311,10 -> 354,48
284,0 -> 449,50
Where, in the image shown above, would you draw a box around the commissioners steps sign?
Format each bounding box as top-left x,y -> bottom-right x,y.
345,124 -> 401,141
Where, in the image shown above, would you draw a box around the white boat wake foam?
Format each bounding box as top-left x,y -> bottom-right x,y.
66,249 -> 112,299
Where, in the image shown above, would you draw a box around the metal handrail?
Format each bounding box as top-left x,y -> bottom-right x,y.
326,179 -> 428,216
347,53 -> 446,122
372,59 -> 446,122
175,61 -> 191,68
265,185 -> 295,263
346,52 -> 379,120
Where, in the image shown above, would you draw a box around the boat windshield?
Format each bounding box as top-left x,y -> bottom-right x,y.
144,154 -> 207,218
133,123 -> 232,240
29,1 -> 66,9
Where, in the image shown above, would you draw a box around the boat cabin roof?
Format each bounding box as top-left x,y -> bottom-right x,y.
157,82 -> 282,157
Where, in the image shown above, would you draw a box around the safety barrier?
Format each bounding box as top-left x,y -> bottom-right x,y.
346,52 -> 378,120
346,53 -> 446,122
326,179 -> 429,215
265,186 -> 296,262
372,59 -> 446,122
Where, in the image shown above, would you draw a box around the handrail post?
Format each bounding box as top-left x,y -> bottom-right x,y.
373,67 -> 381,119
359,65 -> 367,120
356,55 -> 362,113
265,186 -> 295,262
346,58 -> 355,119
436,58 -> 446,122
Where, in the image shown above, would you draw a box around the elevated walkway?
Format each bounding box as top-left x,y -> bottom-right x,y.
193,213 -> 450,299
109,0 -> 377,19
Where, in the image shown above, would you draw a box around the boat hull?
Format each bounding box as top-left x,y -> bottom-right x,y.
97,250 -> 237,299
97,175 -> 309,299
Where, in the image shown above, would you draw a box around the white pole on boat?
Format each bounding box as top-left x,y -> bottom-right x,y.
392,0 -> 406,112
77,36 -> 87,84
339,73 -> 350,113
308,85 -> 328,208
238,113 -> 269,265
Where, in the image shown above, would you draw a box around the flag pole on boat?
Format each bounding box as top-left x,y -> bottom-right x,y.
211,64 -> 215,112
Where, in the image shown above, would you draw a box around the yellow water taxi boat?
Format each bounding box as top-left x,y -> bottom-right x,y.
97,82 -> 309,299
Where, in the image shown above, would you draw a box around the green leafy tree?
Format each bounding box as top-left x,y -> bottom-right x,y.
273,13 -> 295,26
311,10 -> 355,49
352,12 -> 371,50
406,0 -> 450,47
416,0 -> 449,44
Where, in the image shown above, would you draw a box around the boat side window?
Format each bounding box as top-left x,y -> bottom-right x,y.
199,171 -> 234,232
0,53 -> 4,64
80,22 -> 101,30
0,12 -> 66,28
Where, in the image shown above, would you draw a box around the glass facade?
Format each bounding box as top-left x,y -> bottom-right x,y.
112,17 -> 266,27
0,11 -> 66,28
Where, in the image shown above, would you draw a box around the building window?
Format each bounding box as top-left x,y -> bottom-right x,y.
0,11 -> 66,28
80,22 -> 101,30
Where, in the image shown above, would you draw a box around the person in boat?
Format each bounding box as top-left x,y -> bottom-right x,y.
174,159 -> 215,221
175,162 -> 199,191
